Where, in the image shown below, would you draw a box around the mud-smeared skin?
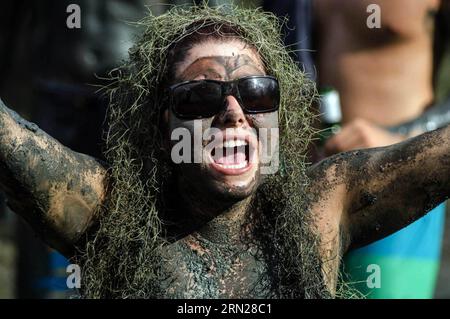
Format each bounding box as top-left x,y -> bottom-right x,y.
0,99 -> 107,257
78,7 -> 324,298
2,4 -> 450,297
159,233 -> 271,298
307,125 -> 450,286
178,54 -> 264,82
2,97 -> 449,297
155,191 -> 273,298
344,126 -> 450,249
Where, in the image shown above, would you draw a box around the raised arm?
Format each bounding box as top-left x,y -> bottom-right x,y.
0,98 -> 108,257
308,124 -> 450,252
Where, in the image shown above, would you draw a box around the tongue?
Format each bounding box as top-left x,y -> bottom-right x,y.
214,148 -> 246,165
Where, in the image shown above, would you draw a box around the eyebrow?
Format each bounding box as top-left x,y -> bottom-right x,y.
178,55 -> 264,81
229,63 -> 265,77
180,63 -> 225,81
228,54 -> 264,74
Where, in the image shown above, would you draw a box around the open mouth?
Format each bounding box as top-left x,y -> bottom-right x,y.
210,136 -> 256,175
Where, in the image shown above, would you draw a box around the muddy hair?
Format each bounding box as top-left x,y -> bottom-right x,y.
77,3 -> 334,299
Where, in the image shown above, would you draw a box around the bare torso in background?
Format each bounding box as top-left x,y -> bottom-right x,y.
315,0 -> 440,126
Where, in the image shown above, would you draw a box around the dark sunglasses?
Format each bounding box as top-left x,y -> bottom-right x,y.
167,75 -> 280,119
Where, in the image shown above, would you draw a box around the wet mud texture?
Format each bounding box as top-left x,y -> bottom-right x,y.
308,125 -> 450,251
0,98 -> 107,257
159,233 -> 272,298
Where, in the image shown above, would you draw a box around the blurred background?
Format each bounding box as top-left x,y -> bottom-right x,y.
0,0 -> 449,298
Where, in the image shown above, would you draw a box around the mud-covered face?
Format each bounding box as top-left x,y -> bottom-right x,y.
165,39 -> 279,202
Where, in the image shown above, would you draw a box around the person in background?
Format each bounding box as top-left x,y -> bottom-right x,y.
264,0 -> 450,298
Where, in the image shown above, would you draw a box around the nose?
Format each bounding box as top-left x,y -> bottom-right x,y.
215,95 -> 247,128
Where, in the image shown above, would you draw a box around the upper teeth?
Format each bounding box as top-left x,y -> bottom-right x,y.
223,139 -> 248,148
216,161 -> 248,170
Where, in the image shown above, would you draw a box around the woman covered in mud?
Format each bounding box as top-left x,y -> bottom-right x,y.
0,4 -> 449,298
